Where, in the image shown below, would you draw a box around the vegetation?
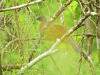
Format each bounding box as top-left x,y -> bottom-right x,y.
0,0 -> 100,75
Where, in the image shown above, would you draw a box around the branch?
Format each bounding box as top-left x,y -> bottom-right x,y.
95,0 -> 100,70
2,65 -> 21,71
0,53 -> 2,75
86,16 -> 96,74
60,12 -> 90,42
5,25 -> 15,38
29,0 -> 73,62
18,12 -> 90,74
77,25 -> 86,75
0,0 -> 44,12
0,0 -> 4,7
17,39 -> 60,75
93,4 -> 100,9
1,37 -> 35,61
90,12 -> 100,16
57,0 -> 65,26
29,36 -> 40,62
43,0 -> 73,30
71,33 -> 96,37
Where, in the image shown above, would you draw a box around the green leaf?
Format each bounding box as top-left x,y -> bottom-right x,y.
68,1 -> 78,13
19,15 -> 24,23
5,11 -> 10,15
6,2 -> 12,7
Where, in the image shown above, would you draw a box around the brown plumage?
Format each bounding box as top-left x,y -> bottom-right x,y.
35,15 -> 68,41
35,15 -> 80,53
43,24 -> 67,40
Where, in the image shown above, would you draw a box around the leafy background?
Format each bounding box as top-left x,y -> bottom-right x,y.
0,0 -> 99,75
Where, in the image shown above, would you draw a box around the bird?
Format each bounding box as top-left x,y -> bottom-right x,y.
34,15 -> 47,35
35,15 -> 81,53
35,15 -> 68,41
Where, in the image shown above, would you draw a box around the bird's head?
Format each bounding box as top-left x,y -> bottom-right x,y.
34,15 -> 47,22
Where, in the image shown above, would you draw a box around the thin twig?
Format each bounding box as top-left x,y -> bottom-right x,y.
57,0 -> 65,27
29,0 -> 73,62
71,33 -> 96,37
0,0 -> 4,7
18,11 -> 91,74
1,37 -> 35,61
77,25 -> 86,75
0,53 -> 2,75
0,0 -> 44,12
86,17 -> 96,75
95,0 -> 100,70
43,0 -> 73,32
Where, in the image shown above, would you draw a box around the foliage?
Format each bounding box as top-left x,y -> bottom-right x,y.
0,0 -> 100,75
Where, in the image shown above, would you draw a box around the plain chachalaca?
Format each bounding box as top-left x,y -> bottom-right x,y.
35,15 -> 81,53
29,15 -> 68,62
35,15 -> 68,40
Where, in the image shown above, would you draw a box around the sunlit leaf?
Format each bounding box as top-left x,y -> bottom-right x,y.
19,15 -> 24,23
68,1 -> 78,13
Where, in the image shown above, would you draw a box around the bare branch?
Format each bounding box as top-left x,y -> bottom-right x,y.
29,36 -> 40,62
71,33 -> 96,37
77,25 -> 86,75
18,39 -> 60,75
0,53 -> 2,75
60,12 -> 90,42
29,0 -> 73,62
1,37 -> 35,61
43,0 -> 73,30
0,0 -> 4,7
0,0 -> 44,12
86,16 -> 96,74
18,11 -> 90,74
57,0 -> 65,26
95,0 -> 100,70
2,65 -> 21,71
